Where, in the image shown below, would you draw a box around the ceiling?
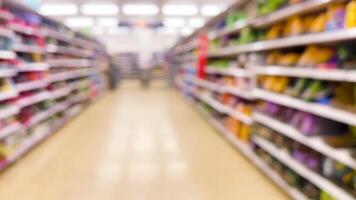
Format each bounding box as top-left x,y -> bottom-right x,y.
19,0 -> 235,36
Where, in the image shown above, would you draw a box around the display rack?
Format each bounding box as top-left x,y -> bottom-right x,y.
0,0 -> 109,172
173,0 -> 356,199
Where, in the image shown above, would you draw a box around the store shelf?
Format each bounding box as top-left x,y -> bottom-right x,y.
191,102 -> 308,200
222,86 -> 254,100
196,93 -> 229,113
253,89 -> 356,126
49,101 -> 70,116
0,90 -> 18,102
0,105 -> 20,120
24,110 -> 51,129
12,44 -> 45,54
9,23 -> 44,37
0,68 -> 17,77
47,59 -> 93,68
48,69 -> 95,82
1,125 -> 55,171
46,44 -> 93,58
0,0 -> 108,174
209,28 -> 356,56
251,0 -> 334,27
250,65 -> 356,82
210,20 -> 249,40
175,41 -> 197,54
206,67 -> 252,77
0,50 -> 16,60
17,63 -> 49,72
70,93 -> 88,104
226,106 -> 253,125
0,27 -> 14,38
0,10 -> 14,21
253,135 -> 355,200
44,29 -> 73,44
16,79 -> 48,92
17,91 -> 50,108
187,75 -> 253,100
195,93 -> 253,125
51,87 -> 72,99
66,104 -> 83,117
0,122 -> 22,140
254,112 -> 356,169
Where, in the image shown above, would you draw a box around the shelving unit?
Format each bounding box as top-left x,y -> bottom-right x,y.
173,0 -> 356,199
183,95 -> 308,200
0,0 -> 109,172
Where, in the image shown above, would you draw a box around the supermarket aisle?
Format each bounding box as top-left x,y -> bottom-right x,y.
0,81 -> 288,200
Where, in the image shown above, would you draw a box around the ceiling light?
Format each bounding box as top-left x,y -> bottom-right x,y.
181,27 -> 193,36
201,5 -> 224,16
122,4 -> 159,16
81,4 -> 119,16
65,17 -> 94,28
40,4 -> 78,16
162,4 -> 198,16
188,18 -> 205,28
163,18 -> 185,28
97,17 -> 119,27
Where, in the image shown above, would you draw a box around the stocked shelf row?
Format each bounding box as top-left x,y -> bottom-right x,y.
253,135 -> 354,200
181,93 -> 308,200
0,0 -> 109,173
173,0 -> 356,199
209,28 -> 356,57
183,75 -> 356,165
0,103 -> 85,172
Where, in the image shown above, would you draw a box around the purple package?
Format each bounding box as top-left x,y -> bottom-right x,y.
305,157 -> 321,171
264,102 -> 280,116
326,10 -> 346,31
298,113 -> 320,136
292,149 -> 308,163
281,108 -> 296,123
290,111 -> 304,128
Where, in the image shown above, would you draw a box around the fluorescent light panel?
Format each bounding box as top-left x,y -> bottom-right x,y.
40,4 -> 78,16
201,5 -> 223,16
97,17 -> 119,27
81,4 -> 119,16
163,18 -> 185,28
162,4 -> 198,16
188,18 -> 205,28
65,17 -> 94,28
122,4 -> 159,16
181,27 -> 193,36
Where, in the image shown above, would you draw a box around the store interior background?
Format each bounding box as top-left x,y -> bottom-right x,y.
20,0 -> 233,62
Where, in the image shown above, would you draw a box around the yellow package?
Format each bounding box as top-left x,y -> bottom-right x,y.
266,51 -> 283,65
284,16 -> 304,36
298,46 -> 335,66
32,53 -> 42,62
303,15 -> 316,33
309,13 -> 326,33
272,77 -> 289,93
345,0 -> 356,28
266,23 -> 284,40
240,125 -> 251,142
278,53 -> 300,66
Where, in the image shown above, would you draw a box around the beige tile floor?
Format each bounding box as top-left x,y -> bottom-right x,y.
0,81 -> 289,200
